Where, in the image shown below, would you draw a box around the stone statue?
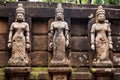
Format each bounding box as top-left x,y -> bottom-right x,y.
49,3 -> 69,66
8,3 -> 30,66
90,6 -> 113,64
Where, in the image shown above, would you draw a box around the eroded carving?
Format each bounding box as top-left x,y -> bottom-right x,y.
56,75 -> 64,80
8,3 -> 30,66
90,6 -> 113,64
49,3 -> 70,66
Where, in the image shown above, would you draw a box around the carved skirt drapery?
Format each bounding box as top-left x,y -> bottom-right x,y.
8,34 -> 29,66
95,35 -> 109,61
53,35 -> 65,61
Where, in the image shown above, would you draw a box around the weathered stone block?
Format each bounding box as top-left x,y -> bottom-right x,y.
0,68 -> 5,80
113,53 -> 120,66
30,51 -> 48,67
32,18 -> 48,34
114,68 -> 120,80
29,67 -> 49,80
71,72 -> 92,80
0,35 -> 7,50
71,37 -> 88,51
114,73 -> 120,80
32,36 -> 48,51
0,18 -> 8,34
110,20 -> 120,36
0,51 -> 9,67
70,52 -> 89,67
71,19 -> 88,36
112,36 -> 120,52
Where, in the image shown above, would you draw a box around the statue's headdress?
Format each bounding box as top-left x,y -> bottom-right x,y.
96,6 -> 105,16
16,3 -> 25,14
15,3 -> 25,21
55,3 -> 64,14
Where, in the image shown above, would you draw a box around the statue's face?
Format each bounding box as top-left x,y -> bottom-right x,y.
97,14 -> 105,22
16,13 -> 24,21
56,13 -> 63,20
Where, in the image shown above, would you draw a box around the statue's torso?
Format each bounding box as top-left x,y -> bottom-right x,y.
53,21 -> 66,37
95,23 -> 108,40
12,22 -> 27,40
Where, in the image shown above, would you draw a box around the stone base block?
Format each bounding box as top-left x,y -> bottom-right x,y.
91,68 -> 115,80
48,67 -> 72,80
4,67 -> 31,80
49,59 -> 70,67
92,61 -> 113,68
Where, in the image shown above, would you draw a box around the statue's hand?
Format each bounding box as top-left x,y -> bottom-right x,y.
109,44 -> 113,50
66,40 -> 69,47
26,43 -> 30,49
49,42 -> 53,49
8,43 -> 12,48
91,44 -> 95,50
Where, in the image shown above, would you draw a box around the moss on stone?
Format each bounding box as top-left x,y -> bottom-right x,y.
32,67 -> 48,72
88,72 -> 93,79
90,68 -> 96,72
30,72 -> 39,79
72,68 -> 77,72
0,73 -> 5,80
0,68 -> 5,80
30,67 -> 48,79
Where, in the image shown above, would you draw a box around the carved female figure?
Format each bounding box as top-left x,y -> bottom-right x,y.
8,3 -> 30,66
91,6 -> 113,63
49,3 -> 69,66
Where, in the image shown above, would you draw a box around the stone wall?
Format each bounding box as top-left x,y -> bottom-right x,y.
0,2 -> 119,80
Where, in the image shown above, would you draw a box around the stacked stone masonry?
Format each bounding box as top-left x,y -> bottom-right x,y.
0,2 -> 119,80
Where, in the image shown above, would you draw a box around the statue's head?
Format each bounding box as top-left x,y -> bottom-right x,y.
56,12 -> 64,20
16,13 -> 24,22
15,3 -> 25,22
96,6 -> 106,22
55,3 -> 64,21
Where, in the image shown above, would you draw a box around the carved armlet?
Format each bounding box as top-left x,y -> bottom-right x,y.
8,41 -> 12,43
26,41 -> 30,44
91,43 -> 95,45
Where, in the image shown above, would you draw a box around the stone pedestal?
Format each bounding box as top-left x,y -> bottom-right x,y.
48,67 -> 71,80
92,60 -> 113,67
91,68 -> 115,80
50,59 -> 70,67
4,67 -> 30,80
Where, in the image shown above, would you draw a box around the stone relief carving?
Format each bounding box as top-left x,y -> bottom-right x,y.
56,75 -> 65,80
8,3 -> 30,66
49,3 -> 70,66
90,6 -> 113,64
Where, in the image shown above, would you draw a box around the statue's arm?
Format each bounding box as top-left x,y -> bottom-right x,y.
8,24 -> 14,43
65,23 -> 69,47
107,24 -> 113,49
26,23 -> 30,44
8,23 -> 14,48
49,22 -> 54,48
90,24 -> 95,50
